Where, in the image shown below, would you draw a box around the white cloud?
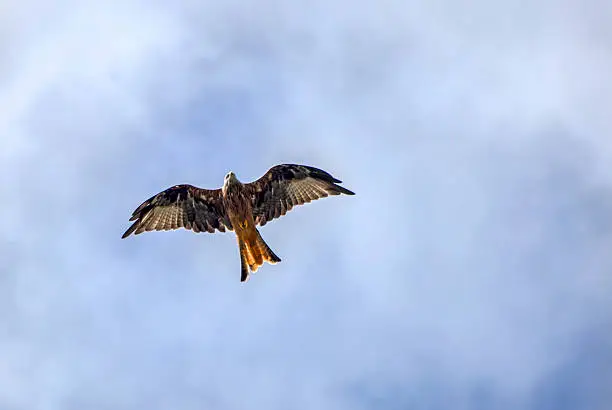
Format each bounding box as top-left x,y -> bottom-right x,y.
1,1 -> 611,409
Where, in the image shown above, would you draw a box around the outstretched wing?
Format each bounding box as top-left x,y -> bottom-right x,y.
246,164 -> 355,226
122,184 -> 232,238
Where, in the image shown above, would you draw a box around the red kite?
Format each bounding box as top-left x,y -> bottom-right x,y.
122,164 -> 355,281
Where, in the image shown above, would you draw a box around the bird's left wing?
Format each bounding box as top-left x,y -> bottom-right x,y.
122,184 -> 232,238
245,164 -> 355,227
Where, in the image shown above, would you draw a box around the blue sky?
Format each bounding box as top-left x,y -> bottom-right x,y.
1,1 -> 611,409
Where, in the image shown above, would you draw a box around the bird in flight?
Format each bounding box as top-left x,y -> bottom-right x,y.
122,164 -> 355,282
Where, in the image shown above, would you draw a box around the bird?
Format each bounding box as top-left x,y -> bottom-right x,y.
122,164 -> 355,282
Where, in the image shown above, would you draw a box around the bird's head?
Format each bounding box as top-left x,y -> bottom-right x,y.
222,171 -> 239,193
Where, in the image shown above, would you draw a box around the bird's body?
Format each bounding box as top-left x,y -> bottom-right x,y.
221,172 -> 281,280
122,164 -> 354,282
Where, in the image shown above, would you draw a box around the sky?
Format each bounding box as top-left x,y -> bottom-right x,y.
1,0 -> 611,409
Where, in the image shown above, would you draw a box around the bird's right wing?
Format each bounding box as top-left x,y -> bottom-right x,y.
245,164 -> 355,226
121,184 -> 232,238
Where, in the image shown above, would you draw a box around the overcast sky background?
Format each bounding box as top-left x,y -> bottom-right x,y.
1,1 -> 611,409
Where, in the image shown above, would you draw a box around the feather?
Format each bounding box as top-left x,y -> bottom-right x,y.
121,184 -> 232,238
246,164 -> 355,226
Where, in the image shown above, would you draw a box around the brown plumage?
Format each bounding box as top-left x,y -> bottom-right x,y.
122,164 -> 355,282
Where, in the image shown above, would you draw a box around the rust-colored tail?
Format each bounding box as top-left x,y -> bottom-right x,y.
238,229 -> 281,282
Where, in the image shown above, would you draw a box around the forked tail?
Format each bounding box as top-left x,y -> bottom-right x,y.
238,229 -> 281,282
253,230 -> 281,267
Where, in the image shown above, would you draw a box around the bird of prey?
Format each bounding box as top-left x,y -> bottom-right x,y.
122,164 -> 355,282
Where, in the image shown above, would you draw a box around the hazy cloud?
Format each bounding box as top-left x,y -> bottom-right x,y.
1,1 -> 611,409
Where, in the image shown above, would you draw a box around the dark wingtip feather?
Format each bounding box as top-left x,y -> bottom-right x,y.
335,184 -> 355,195
302,165 -> 342,184
320,174 -> 342,184
121,222 -> 138,239
315,168 -> 354,194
